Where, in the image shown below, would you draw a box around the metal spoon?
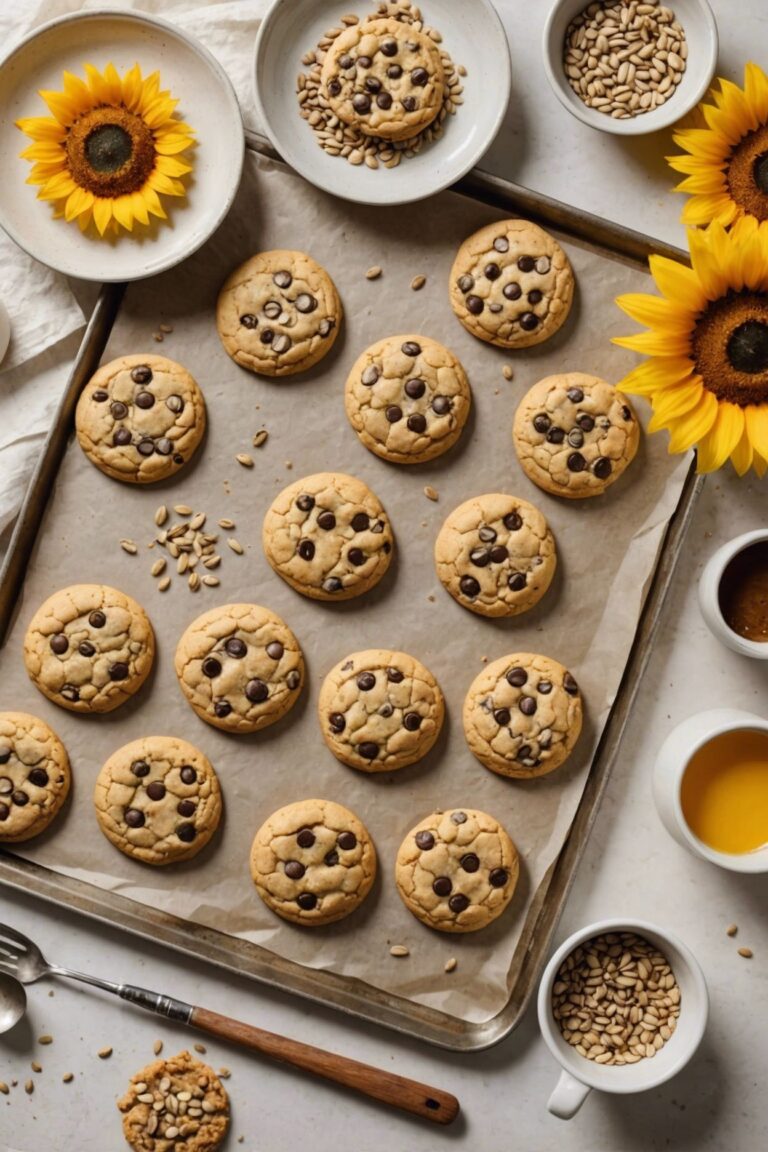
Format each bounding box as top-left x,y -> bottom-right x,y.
0,971 -> 26,1032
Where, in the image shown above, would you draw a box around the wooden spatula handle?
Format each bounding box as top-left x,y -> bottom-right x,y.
191,1006 -> 459,1125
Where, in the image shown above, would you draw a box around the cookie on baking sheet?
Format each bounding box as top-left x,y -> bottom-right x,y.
463,653 -> 583,780
0,712 -> 70,843
94,736 -> 222,866
174,603 -> 304,734
434,493 -> 556,618
513,372 -> 640,499
250,799 -> 377,926
449,219 -> 574,348
216,250 -> 342,377
263,472 -> 394,601
75,355 -> 206,484
344,334 -> 471,465
318,649 -> 444,772
23,584 -> 155,714
395,808 -> 519,934
118,1050 -> 229,1152
320,17 -> 445,142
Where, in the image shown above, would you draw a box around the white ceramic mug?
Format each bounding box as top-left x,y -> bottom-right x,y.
698,529 -> 768,658
537,918 -> 708,1119
653,708 -> 768,873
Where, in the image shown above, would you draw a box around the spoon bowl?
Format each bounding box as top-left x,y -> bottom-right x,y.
0,972 -> 26,1033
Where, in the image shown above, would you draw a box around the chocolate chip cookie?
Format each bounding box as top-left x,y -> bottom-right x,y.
321,17 -> 445,142
450,219 -> 574,348
513,372 -> 640,499
250,799 -> 377,926
216,250 -> 342,377
463,653 -> 583,779
174,603 -> 304,734
118,1050 -> 229,1152
94,736 -> 222,866
395,808 -> 519,933
344,335 -> 471,464
0,712 -> 70,843
75,355 -> 206,484
318,649 -> 444,772
434,494 -> 556,618
23,584 -> 155,714
263,473 -> 395,601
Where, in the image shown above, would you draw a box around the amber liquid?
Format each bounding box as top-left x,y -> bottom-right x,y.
681,730 -> 768,854
718,541 -> 768,642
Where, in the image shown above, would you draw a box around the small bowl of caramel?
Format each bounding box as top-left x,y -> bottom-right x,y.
699,529 -> 768,658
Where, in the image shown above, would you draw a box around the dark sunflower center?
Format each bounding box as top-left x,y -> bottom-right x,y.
85,124 -> 133,173
692,291 -> 768,406
754,153 -> 768,196
727,124 -> 768,221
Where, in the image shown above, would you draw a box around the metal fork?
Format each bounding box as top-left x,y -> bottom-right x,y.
0,923 -> 459,1125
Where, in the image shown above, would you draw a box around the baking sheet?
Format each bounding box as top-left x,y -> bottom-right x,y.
1,150 -> 689,1024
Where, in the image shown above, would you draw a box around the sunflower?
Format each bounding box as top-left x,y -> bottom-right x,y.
613,221 -> 768,477
668,61 -> 768,237
16,62 -> 194,236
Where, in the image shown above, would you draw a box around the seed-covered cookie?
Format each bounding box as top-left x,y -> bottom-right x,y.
344,334 -> 471,464
94,736 -> 222,866
318,649 -> 444,772
23,584 -> 155,714
449,219 -> 574,348
118,1050 -> 229,1152
174,604 -> 304,734
513,372 -> 640,499
250,799 -> 377,926
434,494 -> 556,618
216,250 -> 342,377
320,17 -> 445,142
75,355 -> 206,484
0,712 -> 70,843
395,808 -> 519,933
263,472 -> 395,601
463,653 -> 583,779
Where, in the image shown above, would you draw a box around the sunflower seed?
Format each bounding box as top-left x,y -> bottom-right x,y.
389,945 -> 409,957
174,505 -> 193,516
444,957 -> 457,973
502,365 -> 514,380
120,539 -> 137,555
188,572 -> 200,591
726,923 -> 738,937
366,266 -> 382,280
410,275 -> 427,291
738,947 -> 753,958
155,505 -> 168,527
159,323 -> 173,333
236,453 -> 254,468
201,575 -> 220,587
62,1072 -> 74,1084
38,1034 -> 53,1045
158,576 -> 171,592
424,485 -> 439,502
31,1061 -> 42,1073
252,430 -> 269,448
0,1083 -> 8,1095
151,558 -> 167,577
189,512 -> 206,531
98,1047 -> 112,1059
227,538 -> 244,555
202,555 -> 221,569
25,1080 -> 33,1095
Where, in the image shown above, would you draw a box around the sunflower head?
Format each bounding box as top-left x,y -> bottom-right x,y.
16,63 -> 195,237
613,221 -> 768,477
668,61 -> 768,237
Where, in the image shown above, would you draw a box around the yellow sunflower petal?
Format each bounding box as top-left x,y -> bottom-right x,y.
695,402 -> 745,472
143,96 -> 179,129
713,77 -> 756,133
82,63 -> 111,105
16,116 -> 66,142
111,195 -> 135,232
612,329 -> 691,356
64,185 -> 95,222
92,197 -> 114,236
666,391 -> 719,453
671,127 -> 730,162
614,292 -> 695,332
648,380 -> 704,429
729,426 -> 755,476
147,171 -> 186,197
102,62 -> 124,106
21,141 -> 66,161
647,255 -> 707,314
136,71 -> 161,114
121,63 -> 144,114
687,226 -> 730,299
753,449 -> 768,479
619,356 -> 696,397
141,186 -> 167,220
130,191 -> 150,227
37,172 -> 77,200
155,155 -> 193,178
38,89 -> 81,127
744,62 -> 768,123
680,194 -> 739,227
745,405 -> 768,459
154,134 -> 196,155
61,69 -> 92,108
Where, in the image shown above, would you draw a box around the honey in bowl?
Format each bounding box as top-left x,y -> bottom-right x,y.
718,540 -> 768,642
681,730 -> 768,854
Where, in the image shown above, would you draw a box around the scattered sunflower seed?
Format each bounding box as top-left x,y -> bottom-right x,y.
37,1035 -> 53,1045
174,504 -> 193,516
194,1043 -> 207,1054
24,1080 -> 34,1095
389,945 -> 410,957
726,924 -> 738,937
218,1067 -> 231,1079
120,539 -> 137,555
201,575 -> 220,587
153,1040 -> 163,1056
98,1047 -> 113,1059
366,265 -> 382,280
738,947 -> 753,958
227,538 -> 244,555
202,555 -> 222,569
502,365 -> 514,381
155,505 -> 168,527
410,275 -> 427,291
62,1073 -> 74,1084
189,512 -> 206,531
31,1062 -> 42,1073
252,430 -> 269,448
159,323 -> 174,333
151,558 -> 167,577
424,485 -> 439,502
218,518 -> 236,530
0,1082 -> 8,1094
188,572 -> 200,591
236,453 -> 255,468
444,958 -> 457,973
158,577 -> 171,592
153,332 -> 164,342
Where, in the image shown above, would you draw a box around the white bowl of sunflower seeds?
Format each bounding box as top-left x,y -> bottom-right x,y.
543,0 -> 718,136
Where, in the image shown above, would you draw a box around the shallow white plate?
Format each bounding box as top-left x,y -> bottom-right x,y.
0,10 -> 244,283
254,0 -> 511,205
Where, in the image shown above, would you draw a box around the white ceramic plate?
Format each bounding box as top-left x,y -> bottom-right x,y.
0,10 -> 244,283
253,0 -> 511,205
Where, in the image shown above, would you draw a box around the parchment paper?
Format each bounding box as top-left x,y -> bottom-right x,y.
0,150 -> 690,1024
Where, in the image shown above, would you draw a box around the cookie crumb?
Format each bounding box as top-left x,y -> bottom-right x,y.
98,1047 -> 113,1060
62,1073 -> 74,1084
0,1082 -> 8,1095
411,275 -> 427,291
444,957 -> 457,973
31,1062 -> 42,1073
726,923 -> 738,937
159,323 -> 173,334
738,947 -> 753,958
37,1035 -> 53,1046
153,332 -> 164,343
424,485 -> 439,502
285,460 -> 294,470
502,365 -> 514,381
481,655 -> 488,663
48,990 -> 54,997
218,1067 -> 231,1079
194,1043 -> 207,1054
253,430 -> 269,448
366,265 -> 382,280
236,453 -> 254,468
389,944 -> 410,957
427,594 -> 435,602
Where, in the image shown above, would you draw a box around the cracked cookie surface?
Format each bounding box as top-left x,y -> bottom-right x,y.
321,17 -> 445,142
513,372 -> 640,499
94,736 -> 222,866
345,334 -> 471,464
449,219 -> 574,348
318,649 -> 444,772
263,472 -> 394,601
23,584 -> 155,714
395,808 -> 519,933
118,1049 -> 229,1152
75,355 -> 206,484
434,493 -> 556,618
250,798 -> 377,926
463,653 -> 583,779
174,604 -> 304,734
0,712 -> 70,842
216,250 -> 342,377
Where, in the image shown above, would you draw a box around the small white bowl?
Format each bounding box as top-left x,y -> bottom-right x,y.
699,529 -> 768,658
537,918 -> 708,1120
653,708 -> 768,873
542,0 -> 718,136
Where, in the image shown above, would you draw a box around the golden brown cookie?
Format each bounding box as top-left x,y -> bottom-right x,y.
0,712 -> 70,843
118,1050 -> 229,1151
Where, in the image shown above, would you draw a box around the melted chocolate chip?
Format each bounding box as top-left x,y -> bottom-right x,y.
324,849 -> 339,866
357,671 -> 376,691
533,414 -> 551,434
402,96 -> 417,111
387,667 -> 404,683
411,67 -> 429,86
110,400 -> 128,419
225,638 -> 247,658
563,672 -> 579,696
136,439 -> 154,457
489,868 -> 508,888
593,457 -> 613,479
135,391 -> 155,409
338,831 -> 357,850
296,293 -> 318,313
263,301 -> 282,320
113,428 -> 132,447
577,413 -> 595,431
147,781 -> 166,801
357,55 -> 372,68
378,703 -> 394,718
494,708 -> 511,726
338,54 -> 353,69
528,289 -> 543,304
351,512 -> 370,532
352,92 -> 371,113
503,282 -> 522,300
517,744 -> 533,760
401,341 -> 421,356
621,405 -> 632,421
547,426 -> 565,444
459,575 -> 480,598
109,662 -> 129,681
50,634 -> 68,655
329,712 -> 345,733
457,274 -> 474,293
348,547 -> 366,566
508,572 -> 527,591
28,768 -> 49,787
518,255 -> 535,272
323,577 -> 343,594
0,804 -> 8,821
296,493 -> 315,512
504,511 -> 522,531
519,696 -> 537,716
125,808 -> 144,828
298,539 -> 316,561
12,790 -> 27,806
567,452 -> 586,472
361,364 -> 379,385
484,262 -> 501,280
460,853 -> 480,873
214,700 -> 232,718
240,313 -> 258,329
92,389 -> 109,402
451,811 -> 467,824
407,413 -> 427,434
60,684 -> 79,702
386,404 -> 403,423
180,766 -> 197,784
327,79 -> 342,96
403,712 -> 422,731
470,547 -> 490,568
449,893 -> 470,913
433,876 -> 452,896
405,378 -> 426,399
493,236 -> 510,253
131,365 -> 153,384
317,511 -> 336,530
78,641 -> 95,657
431,394 -> 451,415
490,545 -> 508,563
266,641 -> 284,660
132,760 -> 150,777
466,295 -> 484,315
387,63 -> 403,78
568,428 -> 584,448
202,657 -> 222,678
381,38 -> 398,56
376,91 -> 393,109
0,749 -> 9,766
273,270 -> 292,289
506,667 -> 528,687
538,680 -> 553,694
358,741 -> 378,760
567,387 -> 584,403
297,893 -> 317,910
287,671 -> 300,693
156,438 -> 173,455
177,799 -> 196,817
260,329 -> 274,344
246,678 -> 269,703
415,830 -> 435,850
284,860 -> 305,880
520,312 -> 539,331
177,823 -> 197,843
297,828 -> 315,848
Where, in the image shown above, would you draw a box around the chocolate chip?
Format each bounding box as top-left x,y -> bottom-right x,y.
460,853 -> 480,873
504,511 -> 522,531
324,849 -> 339,866
110,400 -> 128,419
78,641 -> 95,657
240,313 -> 259,330
517,744 -> 533,761
317,511 -> 336,530
135,391 -> 155,409
405,378 -> 426,399
520,312 -> 539,331
173,454 -> 184,465
386,667 -> 404,683
0,805 -> 8,821
449,893 -> 469,913
563,672 -> 579,696
357,671 -> 376,691
506,667 -> 528,687
502,282 -> 522,301
533,414 -> 551,434
214,700 -> 232,718
352,92 -> 371,113
131,365 -> 153,384
296,494 -> 315,512
298,539 -> 315,561
593,457 -> 613,479
489,868 -> 508,887
546,426 -> 565,444
466,295 -> 484,315
493,236 -> 510,253
433,876 -> 452,896
246,678 -> 268,703
376,92 -> 393,111
0,749 -> 9,767
361,364 -> 379,386
567,452 -> 586,472
484,262 -> 501,280
285,860 -> 305,880
386,405 -> 403,423
387,63 -> 402,78
113,428 -> 132,446
166,395 -> 184,415
621,405 -> 632,421
260,329 -> 274,344
323,577 -> 343,593
577,413 -> 595,431
180,766 -> 197,784
357,55 -> 372,67
297,893 -> 317,910
287,670 -> 301,690
415,830 -> 434,850
137,440 -> 154,457
402,92 -> 417,110
177,799 -> 196,817
508,572 -> 526,591
338,831 -> 357,850
351,512 -> 370,532
28,768 -> 49,787
470,547 -> 490,567
457,274 -> 474,293
158,438 -> 175,456
411,67 -> 429,86
92,389 -> 109,402
295,293 -> 318,313
490,545 -> 508,563
519,696 -> 537,716
568,428 -> 584,448
401,341 -> 421,356
50,634 -> 68,655
147,781 -> 166,801
125,808 -> 144,828
109,662 -> 129,681
378,703 -> 394,717
518,256 -> 535,272
327,78 -> 342,96
494,708 -> 511,725
431,395 -> 451,415
403,712 -> 422,731
348,547 -> 366,566
60,684 -> 79,702
460,575 -> 480,598
12,790 -> 27,806
358,741 -> 378,760
329,712 -> 346,733
381,38 -> 398,56
266,641 -> 284,660
538,680 -> 553,694
202,657 -> 221,678
407,413 -> 427,433
132,760 -> 150,777
273,270 -> 292,288
177,823 -> 196,843
567,387 -> 584,403
297,828 -> 315,848
339,54 -> 353,69
451,811 -> 467,824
